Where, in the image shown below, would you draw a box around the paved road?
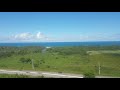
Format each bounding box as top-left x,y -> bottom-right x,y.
0,69 -> 83,78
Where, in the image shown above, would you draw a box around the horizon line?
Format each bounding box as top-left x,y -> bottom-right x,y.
0,40 -> 120,43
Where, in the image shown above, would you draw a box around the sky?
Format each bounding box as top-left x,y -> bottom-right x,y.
0,12 -> 120,42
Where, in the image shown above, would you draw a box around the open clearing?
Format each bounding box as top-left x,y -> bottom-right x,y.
87,50 -> 120,55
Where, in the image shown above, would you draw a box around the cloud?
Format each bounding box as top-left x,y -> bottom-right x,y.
13,32 -> 33,40
8,32 -> 50,42
0,32 -> 120,42
36,32 -> 47,39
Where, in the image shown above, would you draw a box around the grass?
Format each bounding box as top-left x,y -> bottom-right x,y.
0,74 -> 45,78
0,46 -> 120,77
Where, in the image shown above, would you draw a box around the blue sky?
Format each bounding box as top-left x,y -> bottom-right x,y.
0,12 -> 120,42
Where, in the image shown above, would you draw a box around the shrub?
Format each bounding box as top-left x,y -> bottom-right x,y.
19,58 -> 26,63
19,58 -> 31,64
58,72 -> 62,74
47,65 -> 50,68
34,63 -> 39,67
83,71 -> 95,78
26,58 -> 32,64
41,75 -> 45,78
56,57 -> 58,59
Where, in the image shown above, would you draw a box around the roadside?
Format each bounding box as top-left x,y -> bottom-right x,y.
0,69 -> 83,78
0,69 -> 119,78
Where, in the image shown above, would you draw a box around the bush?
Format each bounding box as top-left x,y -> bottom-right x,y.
39,60 -> 45,64
41,75 -> 45,78
19,58 -> 26,63
19,58 -> 31,64
34,63 -> 39,67
47,65 -> 50,68
58,72 -> 62,74
26,58 -> 32,64
83,71 -> 95,78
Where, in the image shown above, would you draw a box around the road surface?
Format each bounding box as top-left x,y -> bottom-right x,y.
0,69 -> 83,78
0,69 -> 119,78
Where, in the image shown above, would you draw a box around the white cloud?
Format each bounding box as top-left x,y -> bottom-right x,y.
14,32 -> 33,40
8,32 -> 50,42
0,32 -> 120,42
36,32 -> 46,39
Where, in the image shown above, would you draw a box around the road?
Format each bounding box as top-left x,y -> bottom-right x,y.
0,69 -> 83,78
0,69 -> 119,78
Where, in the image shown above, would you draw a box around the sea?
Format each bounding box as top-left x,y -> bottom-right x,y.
0,41 -> 120,47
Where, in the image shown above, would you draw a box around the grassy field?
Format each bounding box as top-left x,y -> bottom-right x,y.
0,74 -> 45,78
0,46 -> 120,77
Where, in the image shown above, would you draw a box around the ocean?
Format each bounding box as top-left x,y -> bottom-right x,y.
0,41 -> 120,47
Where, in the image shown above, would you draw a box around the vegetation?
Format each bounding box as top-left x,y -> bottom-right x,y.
0,46 -> 44,58
0,45 -> 120,77
19,58 -> 32,64
0,74 -> 45,78
83,71 -> 95,78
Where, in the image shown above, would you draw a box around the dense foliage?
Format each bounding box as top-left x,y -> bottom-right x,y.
0,46 -> 44,58
47,46 -> 120,55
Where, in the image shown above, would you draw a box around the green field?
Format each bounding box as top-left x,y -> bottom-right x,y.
0,46 -> 120,77
0,74 -> 44,78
